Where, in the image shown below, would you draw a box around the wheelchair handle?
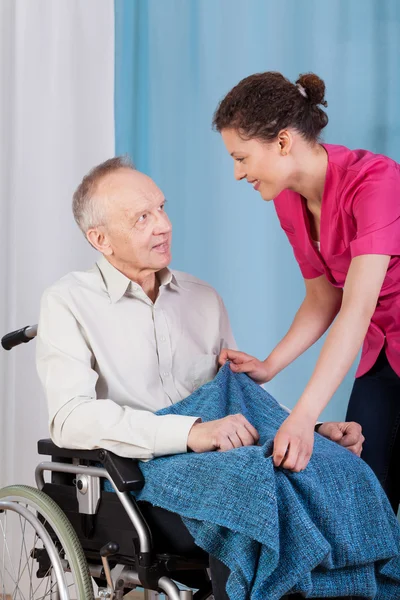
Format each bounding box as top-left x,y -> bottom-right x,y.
100,541 -> 119,557
1,324 -> 38,350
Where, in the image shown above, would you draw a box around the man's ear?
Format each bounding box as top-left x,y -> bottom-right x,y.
86,227 -> 113,255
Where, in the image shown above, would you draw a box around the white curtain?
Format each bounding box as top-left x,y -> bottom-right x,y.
0,0 -> 115,488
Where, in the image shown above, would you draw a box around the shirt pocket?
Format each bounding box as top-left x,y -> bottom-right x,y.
192,354 -> 219,391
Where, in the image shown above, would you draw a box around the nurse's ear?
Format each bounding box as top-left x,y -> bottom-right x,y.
277,129 -> 293,156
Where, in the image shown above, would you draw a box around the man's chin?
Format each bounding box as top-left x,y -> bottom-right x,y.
154,250 -> 172,268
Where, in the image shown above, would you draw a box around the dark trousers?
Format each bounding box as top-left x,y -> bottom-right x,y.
346,348 -> 400,514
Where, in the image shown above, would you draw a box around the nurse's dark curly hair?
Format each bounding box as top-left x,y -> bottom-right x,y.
212,72 -> 328,143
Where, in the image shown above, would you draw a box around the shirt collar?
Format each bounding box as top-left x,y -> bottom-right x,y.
96,255 -> 180,303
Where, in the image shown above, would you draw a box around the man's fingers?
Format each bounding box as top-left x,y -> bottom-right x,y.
217,436 -> 235,452
242,420 -> 260,443
346,442 -> 364,457
227,432 -> 243,449
340,431 -> 361,447
236,425 -> 257,447
327,427 -> 344,443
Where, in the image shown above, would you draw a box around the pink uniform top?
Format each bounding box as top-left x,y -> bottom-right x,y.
274,143 -> 400,378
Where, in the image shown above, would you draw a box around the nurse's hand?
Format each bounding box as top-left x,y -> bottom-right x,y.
273,413 -> 315,472
218,349 -> 273,384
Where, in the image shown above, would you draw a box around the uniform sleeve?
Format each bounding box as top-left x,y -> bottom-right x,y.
36,289 -> 199,460
350,161 -> 400,258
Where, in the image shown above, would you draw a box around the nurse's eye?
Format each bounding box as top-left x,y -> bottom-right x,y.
235,158 -> 245,163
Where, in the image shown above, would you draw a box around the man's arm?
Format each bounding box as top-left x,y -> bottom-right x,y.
217,294 -> 237,352
36,290 -> 199,460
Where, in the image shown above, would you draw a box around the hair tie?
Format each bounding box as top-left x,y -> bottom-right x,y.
297,84 -> 308,98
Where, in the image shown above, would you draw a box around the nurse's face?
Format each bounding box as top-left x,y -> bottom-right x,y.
221,128 -> 292,201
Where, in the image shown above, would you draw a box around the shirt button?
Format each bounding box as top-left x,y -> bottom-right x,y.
160,336 -> 166,342
163,372 -> 170,377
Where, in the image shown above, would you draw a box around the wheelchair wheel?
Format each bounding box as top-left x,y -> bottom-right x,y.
0,485 -> 95,599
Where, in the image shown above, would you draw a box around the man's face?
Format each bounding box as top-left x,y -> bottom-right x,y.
97,169 -> 172,274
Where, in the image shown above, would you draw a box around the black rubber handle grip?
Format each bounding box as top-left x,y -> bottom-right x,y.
1,327 -> 32,350
100,541 -> 120,557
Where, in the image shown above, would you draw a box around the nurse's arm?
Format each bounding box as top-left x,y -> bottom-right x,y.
291,254 -> 391,424
220,275 -> 343,383
265,275 -> 343,377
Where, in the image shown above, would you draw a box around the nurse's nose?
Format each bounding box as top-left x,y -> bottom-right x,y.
234,162 -> 246,181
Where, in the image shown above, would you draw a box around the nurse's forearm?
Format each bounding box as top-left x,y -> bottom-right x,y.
291,309 -> 370,423
265,295 -> 340,377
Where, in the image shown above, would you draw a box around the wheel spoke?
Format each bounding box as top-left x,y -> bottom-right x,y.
16,515 -> 27,584
1,511 -> 6,600
6,563 -> 26,600
1,513 -> 23,598
0,490 -> 90,599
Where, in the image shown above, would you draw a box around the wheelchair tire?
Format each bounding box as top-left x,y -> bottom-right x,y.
0,484 -> 95,600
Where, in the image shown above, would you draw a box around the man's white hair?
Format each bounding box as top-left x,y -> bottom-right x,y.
72,156 -> 135,235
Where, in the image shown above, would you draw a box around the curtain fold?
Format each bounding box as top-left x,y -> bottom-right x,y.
0,0 -> 115,488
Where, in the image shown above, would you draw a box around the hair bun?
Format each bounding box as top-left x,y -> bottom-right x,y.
296,73 -> 327,107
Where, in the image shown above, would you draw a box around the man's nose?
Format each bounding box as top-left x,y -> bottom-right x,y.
234,163 -> 246,181
154,210 -> 172,234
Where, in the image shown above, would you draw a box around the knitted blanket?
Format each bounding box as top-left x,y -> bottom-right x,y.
111,366 -> 400,598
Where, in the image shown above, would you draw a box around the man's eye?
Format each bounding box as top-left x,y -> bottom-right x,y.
236,158 -> 245,163
138,214 -> 147,223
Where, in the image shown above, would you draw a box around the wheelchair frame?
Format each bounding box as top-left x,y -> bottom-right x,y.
1,326 -> 213,600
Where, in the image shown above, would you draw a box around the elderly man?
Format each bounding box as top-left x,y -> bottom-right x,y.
36,157 -> 363,600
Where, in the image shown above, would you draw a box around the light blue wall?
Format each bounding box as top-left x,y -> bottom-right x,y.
114,0 -> 400,421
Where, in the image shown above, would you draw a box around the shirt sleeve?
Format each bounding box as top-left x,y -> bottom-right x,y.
350,161 -> 400,258
36,290 -> 199,460
217,294 -> 238,351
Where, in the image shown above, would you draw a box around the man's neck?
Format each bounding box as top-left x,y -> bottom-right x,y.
142,274 -> 160,303
104,256 -> 160,302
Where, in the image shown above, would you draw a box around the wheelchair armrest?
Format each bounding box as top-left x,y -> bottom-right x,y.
37,438 -> 145,492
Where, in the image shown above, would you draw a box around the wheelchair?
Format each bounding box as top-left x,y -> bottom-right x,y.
0,325 -> 213,600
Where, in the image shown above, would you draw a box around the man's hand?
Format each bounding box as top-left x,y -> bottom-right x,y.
218,349 -> 272,384
187,414 -> 260,453
316,421 -> 364,457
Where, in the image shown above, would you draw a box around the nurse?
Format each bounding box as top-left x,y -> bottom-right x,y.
213,72 -> 400,513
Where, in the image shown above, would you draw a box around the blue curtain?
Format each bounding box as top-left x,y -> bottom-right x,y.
114,0 -> 400,422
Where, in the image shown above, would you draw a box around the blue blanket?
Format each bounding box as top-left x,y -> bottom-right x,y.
111,366 -> 400,598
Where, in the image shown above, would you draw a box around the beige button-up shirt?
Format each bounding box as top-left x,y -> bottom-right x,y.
36,256 -> 237,459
